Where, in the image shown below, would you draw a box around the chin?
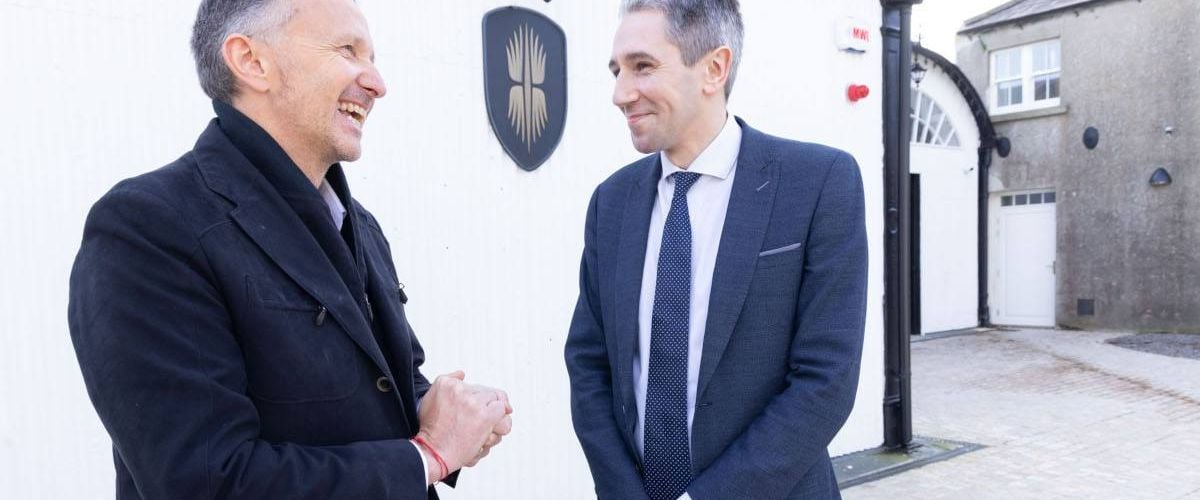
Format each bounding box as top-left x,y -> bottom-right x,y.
632,145 -> 655,154
334,143 -> 364,163
630,136 -> 658,155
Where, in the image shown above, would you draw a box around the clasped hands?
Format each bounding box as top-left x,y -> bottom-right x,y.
415,371 -> 513,484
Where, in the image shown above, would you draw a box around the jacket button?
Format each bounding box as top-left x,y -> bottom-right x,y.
375,376 -> 393,393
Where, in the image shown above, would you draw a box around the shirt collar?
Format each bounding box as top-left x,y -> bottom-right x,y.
318,180 -> 348,231
659,113 -> 742,181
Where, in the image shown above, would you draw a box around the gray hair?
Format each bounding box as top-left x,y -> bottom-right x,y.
191,0 -> 294,103
621,0 -> 744,98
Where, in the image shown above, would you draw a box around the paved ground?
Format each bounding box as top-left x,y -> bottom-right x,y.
844,329 -> 1200,499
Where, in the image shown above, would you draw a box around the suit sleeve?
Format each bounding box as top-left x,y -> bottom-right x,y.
564,190 -> 651,500
68,186 -> 428,499
688,152 -> 869,497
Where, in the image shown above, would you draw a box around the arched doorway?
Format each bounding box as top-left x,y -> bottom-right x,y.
909,56 -> 982,335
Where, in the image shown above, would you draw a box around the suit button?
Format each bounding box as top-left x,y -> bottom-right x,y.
375,376 -> 393,393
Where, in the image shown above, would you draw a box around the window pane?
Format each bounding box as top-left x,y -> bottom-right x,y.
994,48 -> 1021,80
1030,193 -> 1043,204
1033,41 -> 1061,72
948,134 -> 960,147
930,106 -> 944,134
1015,194 -> 1028,205
1002,196 -> 1013,206
1044,192 -> 1056,203
1034,74 -> 1060,101
998,81 -> 1023,107
915,121 -> 926,143
920,94 -> 933,120
939,122 -> 956,144
1033,45 -> 1048,72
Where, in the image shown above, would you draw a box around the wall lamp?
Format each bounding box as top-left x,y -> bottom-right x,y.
1150,168 -> 1172,187
911,61 -> 927,87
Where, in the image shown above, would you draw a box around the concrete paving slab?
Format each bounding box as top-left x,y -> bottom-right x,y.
842,329 -> 1200,499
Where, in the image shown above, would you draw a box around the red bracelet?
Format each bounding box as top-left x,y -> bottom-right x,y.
413,435 -> 450,482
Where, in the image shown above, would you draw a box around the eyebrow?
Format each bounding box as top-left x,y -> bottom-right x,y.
609,51 -> 660,73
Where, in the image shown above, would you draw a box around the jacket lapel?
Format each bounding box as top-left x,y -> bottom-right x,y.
614,155 -> 661,441
192,121 -> 393,381
696,120 -> 778,401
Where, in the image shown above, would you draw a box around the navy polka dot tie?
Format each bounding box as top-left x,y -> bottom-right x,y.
644,171 -> 700,500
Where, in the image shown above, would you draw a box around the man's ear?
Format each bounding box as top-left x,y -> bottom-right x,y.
701,46 -> 733,97
221,34 -> 273,95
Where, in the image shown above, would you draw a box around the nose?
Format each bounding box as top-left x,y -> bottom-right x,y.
361,61 -> 388,99
612,70 -> 637,109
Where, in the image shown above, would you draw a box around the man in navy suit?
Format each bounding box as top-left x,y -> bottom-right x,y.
68,0 -> 511,497
564,1 -> 868,498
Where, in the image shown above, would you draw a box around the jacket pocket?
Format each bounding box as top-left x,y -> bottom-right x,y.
241,276 -> 363,403
755,242 -> 805,274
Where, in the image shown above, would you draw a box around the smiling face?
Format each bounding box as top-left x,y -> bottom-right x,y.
609,10 -> 710,157
264,0 -> 386,167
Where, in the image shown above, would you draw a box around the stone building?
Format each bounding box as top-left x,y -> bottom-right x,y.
957,0 -> 1200,331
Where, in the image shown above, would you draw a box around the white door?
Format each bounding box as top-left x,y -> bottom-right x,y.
991,191 -> 1057,327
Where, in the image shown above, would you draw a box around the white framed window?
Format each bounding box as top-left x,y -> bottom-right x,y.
910,88 -> 960,147
990,39 -> 1061,114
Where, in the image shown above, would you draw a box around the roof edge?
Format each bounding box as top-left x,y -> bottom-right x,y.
958,0 -> 1114,35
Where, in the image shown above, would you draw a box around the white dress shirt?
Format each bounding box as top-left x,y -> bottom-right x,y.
318,180 -> 348,231
320,179 -> 432,482
634,114 -> 742,461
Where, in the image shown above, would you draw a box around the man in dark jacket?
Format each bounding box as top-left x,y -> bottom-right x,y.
67,0 -> 511,497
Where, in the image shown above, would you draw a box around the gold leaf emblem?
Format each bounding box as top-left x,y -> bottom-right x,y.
506,24 -> 549,151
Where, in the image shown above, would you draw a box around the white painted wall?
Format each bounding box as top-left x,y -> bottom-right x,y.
0,1 -> 884,498
910,54 -> 981,334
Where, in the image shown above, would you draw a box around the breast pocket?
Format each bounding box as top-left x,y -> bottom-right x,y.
240,276 -> 364,403
742,242 -> 805,333
756,241 -> 805,270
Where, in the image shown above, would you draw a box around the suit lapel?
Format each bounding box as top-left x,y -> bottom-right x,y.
614,155 -> 661,437
696,121 -> 778,401
193,122 -> 394,381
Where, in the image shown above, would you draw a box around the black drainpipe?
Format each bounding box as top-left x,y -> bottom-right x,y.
977,145 -> 992,326
881,0 -> 921,451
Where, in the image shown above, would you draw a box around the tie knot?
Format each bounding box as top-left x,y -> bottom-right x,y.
671,172 -> 701,195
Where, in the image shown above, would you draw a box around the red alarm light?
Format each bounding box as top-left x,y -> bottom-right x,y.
847,84 -> 870,102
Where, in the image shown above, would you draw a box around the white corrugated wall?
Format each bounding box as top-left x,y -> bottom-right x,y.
0,1 -> 884,498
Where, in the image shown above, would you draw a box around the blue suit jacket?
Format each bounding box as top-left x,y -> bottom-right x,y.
565,119 -> 868,499
68,120 -> 441,499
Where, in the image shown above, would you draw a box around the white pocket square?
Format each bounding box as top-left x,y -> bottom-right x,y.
758,242 -> 803,257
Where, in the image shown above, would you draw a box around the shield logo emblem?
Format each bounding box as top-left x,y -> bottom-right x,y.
483,7 -> 568,172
